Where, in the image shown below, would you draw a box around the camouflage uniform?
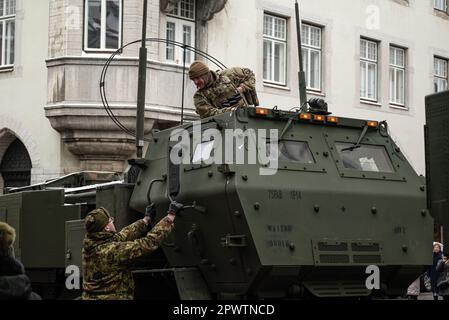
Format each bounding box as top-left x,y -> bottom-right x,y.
81,217 -> 173,300
194,67 -> 259,118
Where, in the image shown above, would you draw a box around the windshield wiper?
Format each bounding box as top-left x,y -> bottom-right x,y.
342,124 -> 369,152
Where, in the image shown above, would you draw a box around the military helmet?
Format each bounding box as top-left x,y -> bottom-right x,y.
189,60 -> 210,79
85,207 -> 112,234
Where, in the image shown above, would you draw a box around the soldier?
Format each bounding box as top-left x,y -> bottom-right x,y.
81,201 -> 182,300
189,60 -> 259,118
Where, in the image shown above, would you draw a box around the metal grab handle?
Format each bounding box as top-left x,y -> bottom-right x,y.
182,201 -> 207,214
187,224 -> 204,257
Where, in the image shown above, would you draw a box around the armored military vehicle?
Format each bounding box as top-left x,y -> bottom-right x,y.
127,104 -> 435,299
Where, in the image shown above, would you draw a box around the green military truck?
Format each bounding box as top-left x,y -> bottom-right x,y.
3,92 -> 448,298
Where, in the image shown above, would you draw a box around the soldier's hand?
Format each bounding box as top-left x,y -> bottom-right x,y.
222,92 -> 242,108
168,201 -> 183,215
145,203 -> 156,223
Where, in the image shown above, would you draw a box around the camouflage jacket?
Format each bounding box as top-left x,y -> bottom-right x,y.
194,67 -> 259,118
81,217 -> 173,300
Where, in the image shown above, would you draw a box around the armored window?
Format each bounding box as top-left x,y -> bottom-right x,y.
84,0 -> 122,51
267,140 -> 315,164
301,23 -> 322,91
389,46 -> 406,107
0,0 -> 15,67
165,0 -> 195,64
434,57 -> 448,93
360,38 -> 378,102
263,13 -> 287,85
335,143 -> 394,173
435,0 -> 448,12
192,140 -> 214,163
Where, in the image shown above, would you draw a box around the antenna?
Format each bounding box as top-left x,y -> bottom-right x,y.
136,0 -> 148,158
295,0 -> 308,111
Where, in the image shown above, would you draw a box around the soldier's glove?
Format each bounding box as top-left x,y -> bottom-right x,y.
168,201 -> 183,215
222,92 -> 242,108
167,201 -> 183,223
145,203 -> 156,222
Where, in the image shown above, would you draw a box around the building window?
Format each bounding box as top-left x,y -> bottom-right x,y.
435,0 -> 448,12
434,57 -> 448,93
389,46 -> 406,106
169,0 -> 195,19
263,13 -> 287,85
84,0 -> 122,51
360,38 -> 378,101
301,23 -> 322,91
165,0 -> 195,64
0,0 -> 15,67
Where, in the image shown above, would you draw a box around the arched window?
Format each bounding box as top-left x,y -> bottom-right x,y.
0,139 -> 32,188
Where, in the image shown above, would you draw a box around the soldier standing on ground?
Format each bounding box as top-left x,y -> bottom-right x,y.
81,201 -> 182,300
189,60 -> 259,118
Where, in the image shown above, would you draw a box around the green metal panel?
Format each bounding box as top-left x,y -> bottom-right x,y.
0,192 -> 23,258
0,207 -> 6,221
96,183 -> 142,230
0,190 -> 80,268
21,190 -> 80,268
425,90 -> 449,251
65,219 -> 85,271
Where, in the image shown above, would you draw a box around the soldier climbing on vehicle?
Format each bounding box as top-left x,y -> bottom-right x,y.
81,201 -> 183,300
188,60 -> 259,118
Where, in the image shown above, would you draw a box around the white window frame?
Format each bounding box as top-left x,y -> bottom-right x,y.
84,0 -> 122,52
360,38 -> 378,102
165,17 -> 195,65
389,46 -> 406,107
167,0 -> 195,20
165,0 -> 195,65
434,57 -> 448,93
263,13 -> 287,86
435,0 -> 448,12
0,0 -> 15,67
301,23 -> 322,92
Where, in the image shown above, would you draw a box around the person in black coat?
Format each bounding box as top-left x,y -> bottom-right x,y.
436,253 -> 449,300
0,222 -> 41,300
427,242 -> 443,300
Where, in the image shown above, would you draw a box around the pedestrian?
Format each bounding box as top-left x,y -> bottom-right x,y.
0,222 -> 41,300
188,60 -> 259,118
81,201 -> 182,300
427,242 -> 443,300
436,253 -> 449,301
